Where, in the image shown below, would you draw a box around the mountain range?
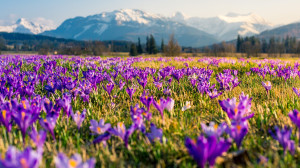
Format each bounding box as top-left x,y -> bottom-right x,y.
0,18 -> 54,34
0,9 -> 299,47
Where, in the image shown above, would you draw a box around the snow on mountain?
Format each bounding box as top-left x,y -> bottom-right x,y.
0,18 -> 55,34
185,12 -> 273,41
43,9 -> 218,47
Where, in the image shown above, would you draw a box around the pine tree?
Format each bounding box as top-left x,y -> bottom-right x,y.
146,36 -> 150,54
161,39 -> 165,53
149,35 -> 157,54
129,43 -> 138,56
137,37 -> 143,54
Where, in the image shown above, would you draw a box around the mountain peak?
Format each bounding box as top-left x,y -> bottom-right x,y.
0,18 -> 55,34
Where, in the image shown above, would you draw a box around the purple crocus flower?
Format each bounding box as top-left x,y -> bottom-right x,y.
118,80 -> 125,90
246,72 -> 251,76
126,86 -> 136,100
93,132 -> 111,146
289,109 -> 300,129
109,122 -> 135,148
89,119 -> 111,135
146,123 -> 163,143
165,97 -> 175,112
262,81 -> 272,93
71,109 -> 86,130
39,116 -> 57,140
153,82 -> 163,90
226,121 -> 248,148
207,89 -> 222,99
0,146 -> 41,168
293,88 -> 300,97
201,122 -> 227,138
29,128 -> 47,153
153,98 -> 168,119
103,82 -> 114,96
140,92 -> 153,112
12,110 -> 38,141
55,153 -> 96,168
132,113 -> 146,133
219,93 -> 254,122
269,126 -> 295,155
185,135 -> 231,168
0,104 -> 12,132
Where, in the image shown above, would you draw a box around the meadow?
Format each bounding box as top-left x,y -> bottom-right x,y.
0,55 -> 300,168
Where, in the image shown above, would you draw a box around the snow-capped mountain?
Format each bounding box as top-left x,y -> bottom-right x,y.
42,9 -> 218,47
172,12 -> 273,41
0,18 -> 54,34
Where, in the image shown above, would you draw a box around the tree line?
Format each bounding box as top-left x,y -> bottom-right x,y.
130,34 -> 181,56
236,35 -> 300,57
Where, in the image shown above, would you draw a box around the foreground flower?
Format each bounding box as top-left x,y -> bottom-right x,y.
103,82 -> 114,96
185,135 -> 231,168
226,121 -> 248,148
207,89 -> 222,99
165,97 -> 175,112
126,86 -> 136,100
182,101 -> 191,111
146,123 -> 163,143
89,119 -> 111,135
293,88 -> 300,97
201,122 -> 227,138
109,122 -> 135,147
71,109 -> 86,130
262,81 -> 272,93
289,109 -> 300,129
55,153 -> 95,168
219,93 -> 253,122
0,146 -> 41,168
29,128 -> 47,153
39,116 -> 57,140
153,98 -> 169,119
269,126 -> 295,155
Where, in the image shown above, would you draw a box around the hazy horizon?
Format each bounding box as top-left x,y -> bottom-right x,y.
0,0 -> 300,27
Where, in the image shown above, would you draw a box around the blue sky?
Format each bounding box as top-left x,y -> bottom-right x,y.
0,0 -> 299,26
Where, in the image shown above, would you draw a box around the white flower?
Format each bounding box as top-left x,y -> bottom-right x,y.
182,101 -> 191,111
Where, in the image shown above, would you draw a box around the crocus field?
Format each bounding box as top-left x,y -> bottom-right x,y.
1,55 -> 300,168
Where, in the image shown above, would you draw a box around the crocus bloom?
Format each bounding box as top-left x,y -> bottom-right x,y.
0,146 -> 41,168
12,111 -> 38,141
293,88 -> 300,97
109,122 -> 135,147
165,97 -> 175,112
262,81 -> 272,93
55,153 -> 96,168
93,132 -> 111,146
219,93 -> 254,122
71,109 -> 86,130
153,98 -> 168,119
39,116 -> 57,140
207,89 -> 222,99
146,123 -> 163,143
140,92 -> 153,112
269,126 -> 295,155
182,101 -> 191,111
185,135 -> 231,168
103,82 -> 114,96
289,109 -> 300,129
126,86 -> 136,100
226,121 -> 248,148
0,104 -> 12,132
89,119 -> 111,135
201,122 -> 227,138
153,82 -> 163,90
29,128 -> 47,153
